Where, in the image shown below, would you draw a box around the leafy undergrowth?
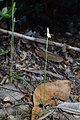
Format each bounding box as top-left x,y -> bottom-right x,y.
0,22 -> 80,120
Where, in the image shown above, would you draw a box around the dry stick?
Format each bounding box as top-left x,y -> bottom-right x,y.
17,67 -> 64,79
0,28 -> 80,52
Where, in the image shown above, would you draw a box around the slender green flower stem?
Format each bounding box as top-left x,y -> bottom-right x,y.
43,28 -> 49,103
44,37 -> 48,82
10,2 -> 15,82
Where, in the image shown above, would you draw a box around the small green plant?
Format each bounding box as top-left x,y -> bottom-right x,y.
0,2 -> 16,82
0,0 -> 16,82
0,48 -> 8,56
0,6 -> 16,20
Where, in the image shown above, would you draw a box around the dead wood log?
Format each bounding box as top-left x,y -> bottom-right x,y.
0,28 -> 80,52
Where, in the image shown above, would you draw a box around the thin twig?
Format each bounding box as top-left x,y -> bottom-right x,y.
0,28 -> 80,52
16,67 -> 64,79
38,109 -> 55,120
0,75 -> 8,85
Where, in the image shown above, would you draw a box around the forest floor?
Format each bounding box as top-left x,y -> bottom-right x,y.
0,19 -> 80,120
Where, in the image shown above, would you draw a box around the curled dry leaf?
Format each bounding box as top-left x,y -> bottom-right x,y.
3,96 -> 11,102
3,96 -> 12,107
20,51 -> 27,61
31,79 -> 72,120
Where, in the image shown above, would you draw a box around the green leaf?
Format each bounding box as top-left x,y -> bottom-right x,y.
2,13 -> 11,18
0,48 -> 8,56
2,7 -> 7,15
0,4 -> 16,19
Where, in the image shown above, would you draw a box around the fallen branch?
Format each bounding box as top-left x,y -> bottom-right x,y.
0,28 -> 80,52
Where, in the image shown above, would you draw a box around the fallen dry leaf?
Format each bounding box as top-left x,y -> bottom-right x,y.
31,79 -> 72,120
0,84 -> 24,102
58,102 -> 80,113
35,48 -> 64,63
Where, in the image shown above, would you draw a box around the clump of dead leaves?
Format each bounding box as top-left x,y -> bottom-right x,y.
31,79 -> 72,120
